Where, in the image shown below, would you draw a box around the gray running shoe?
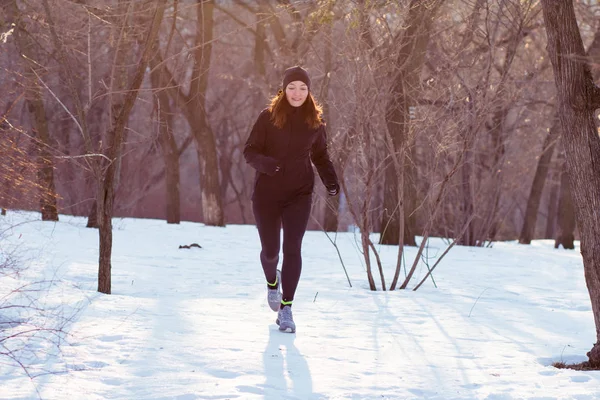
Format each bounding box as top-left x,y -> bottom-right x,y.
276,306 -> 296,333
267,269 -> 282,312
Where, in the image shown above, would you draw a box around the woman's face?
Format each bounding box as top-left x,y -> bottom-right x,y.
285,80 -> 309,107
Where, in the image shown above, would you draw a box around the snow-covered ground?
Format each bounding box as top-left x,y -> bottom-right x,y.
1,211 -> 598,399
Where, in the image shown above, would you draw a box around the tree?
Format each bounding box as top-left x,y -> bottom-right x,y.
41,0 -> 167,293
554,157 -> 576,249
150,1 -> 224,226
470,0 -> 537,245
316,2 -> 339,232
541,0 -> 600,365
519,117 -> 560,244
381,0 -> 444,246
96,1 -> 167,293
187,1 -> 223,226
520,21 -> 600,245
150,33 -> 181,225
8,1 -> 59,221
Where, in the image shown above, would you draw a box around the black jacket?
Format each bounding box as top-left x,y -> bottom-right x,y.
244,108 -> 339,202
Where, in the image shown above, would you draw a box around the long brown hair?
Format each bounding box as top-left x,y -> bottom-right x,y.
268,90 -> 323,130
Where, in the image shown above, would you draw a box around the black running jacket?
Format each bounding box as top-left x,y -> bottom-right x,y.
244,108 -> 339,202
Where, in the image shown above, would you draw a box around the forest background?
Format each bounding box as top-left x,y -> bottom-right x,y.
2,0 -> 596,251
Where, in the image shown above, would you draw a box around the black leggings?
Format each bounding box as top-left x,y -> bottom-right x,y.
252,194 -> 312,304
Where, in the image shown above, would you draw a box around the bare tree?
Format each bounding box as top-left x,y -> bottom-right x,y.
381,0 -> 445,246
150,25 -> 181,224
544,166 -> 559,239
520,21 -> 600,245
96,1 -> 167,293
188,1 -> 223,226
8,1 -> 58,222
40,0 -> 167,293
472,1 -> 538,245
315,1 -> 339,232
150,1 -> 224,226
554,157 -> 576,249
519,116 -> 560,244
383,0 -> 444,286
541,0 -> 600,365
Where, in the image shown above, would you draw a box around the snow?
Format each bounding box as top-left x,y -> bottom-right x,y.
1,211 -> 599,399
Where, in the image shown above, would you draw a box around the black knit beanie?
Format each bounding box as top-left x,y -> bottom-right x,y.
282,66 -> 311,91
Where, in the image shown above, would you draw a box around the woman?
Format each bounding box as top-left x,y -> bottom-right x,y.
244,66 -> 340,333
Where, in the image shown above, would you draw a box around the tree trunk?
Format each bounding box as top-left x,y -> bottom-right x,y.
519,116 -> 560,244
403,147 -> 418,247
145,15 -> 224,227
253,4 -> 267,77
321,15 -> 339,233
458,146 -> 475,246
554,160 -> 576,250
155,92 -> 180,225
150,39 -> 181,225
454,0 -> 484,246
521,20 -> 600,245
189,1 -> 224,226
97,0 -> 167,294
29,95 -> 59,221
381,0 -> 443,245
87,201 -> 98,228
541,0 -> 600,364
361,132 -> 378,291
545,168 -> 559,239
